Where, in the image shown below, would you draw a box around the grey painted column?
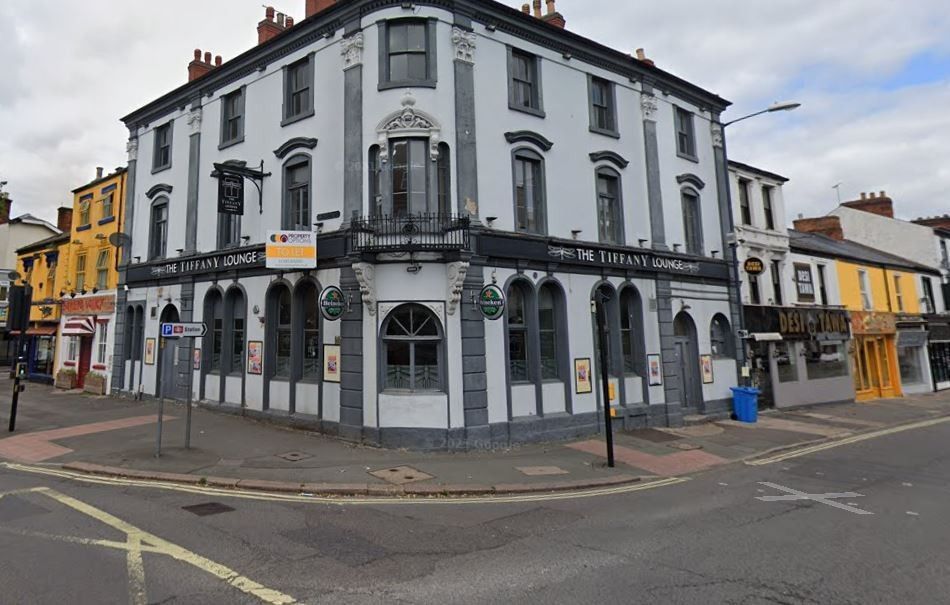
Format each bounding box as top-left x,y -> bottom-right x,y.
640,88 -> 667,251
459,263 -> 488,443
452,27 -> 478,218
339,265 -> 364,442
342,33 -> 364,222
656,279 -> 683,427
111,137 -> 137,394
712,118 -> 748,380
176,280 -> 195,400
185,103 -> 202,254
110,290 -> 128,393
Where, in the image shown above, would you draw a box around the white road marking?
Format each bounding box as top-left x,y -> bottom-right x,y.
755,482 -> 874,515
907,511 -> 920,516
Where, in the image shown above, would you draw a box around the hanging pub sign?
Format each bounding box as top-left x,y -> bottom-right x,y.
478,284 -> 506,320
218,173 -> 245,215
319,286 -> 346,321
744,257 -> 765,275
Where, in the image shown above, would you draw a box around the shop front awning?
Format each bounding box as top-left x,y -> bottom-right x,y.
61,317 -> 96,336
752,333 -> 783,342
9,326 -> 58,336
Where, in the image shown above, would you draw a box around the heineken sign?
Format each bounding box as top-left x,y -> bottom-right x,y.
478,284 -> 506,320
320,286 -> 346,321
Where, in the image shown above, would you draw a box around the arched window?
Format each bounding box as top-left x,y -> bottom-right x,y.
382,304 -> 442,391
149,197 -> 169,260
266,284 -> 293,379
507,282 -> 531,383
203,289 -> 223,373
513,148 -> 546,234
369,145 -> 382,216
225,289 -> 246,374
437,142 -> 451,214
294,281 -> 321,381
282,155 -> 311,230
620,287 -> 645,375
681,188 -> 703,255
596,167 -> 624,245
538,283 -> 561,379
710,314 -> 734,359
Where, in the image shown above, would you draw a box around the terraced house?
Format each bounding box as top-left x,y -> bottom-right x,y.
113,0 -> 742,449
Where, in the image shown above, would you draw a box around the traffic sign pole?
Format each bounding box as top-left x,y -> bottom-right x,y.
155,337 -> 165,458
185,340 -> 194,449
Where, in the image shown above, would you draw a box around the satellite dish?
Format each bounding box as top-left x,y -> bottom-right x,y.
108,232 -> 131,247
7,271 -> 20,281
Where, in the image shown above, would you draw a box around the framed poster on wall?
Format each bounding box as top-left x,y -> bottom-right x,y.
247,341 -> 263,375
574,358 -> 592,394
324,344 -> 341,383
701,354 -> 715,384
647,354 -> 663,386
193,348 -> 201,371
144,338 -> 156,366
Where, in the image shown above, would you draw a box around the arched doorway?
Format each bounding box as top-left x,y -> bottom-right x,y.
673,311 -> 703,413
157,304 -> 180,399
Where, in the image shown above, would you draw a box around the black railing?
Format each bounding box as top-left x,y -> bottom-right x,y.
351,213 -> 471,253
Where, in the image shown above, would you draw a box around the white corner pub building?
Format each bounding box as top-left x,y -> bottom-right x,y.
113,0 -> 741,449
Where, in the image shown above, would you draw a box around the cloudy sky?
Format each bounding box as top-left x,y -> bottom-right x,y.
1,0 -> 948,226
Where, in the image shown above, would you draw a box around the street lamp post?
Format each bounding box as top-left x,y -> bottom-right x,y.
717,101 -> 800,386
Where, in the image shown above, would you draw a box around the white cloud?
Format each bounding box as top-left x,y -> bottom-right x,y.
0,0 -> 948,227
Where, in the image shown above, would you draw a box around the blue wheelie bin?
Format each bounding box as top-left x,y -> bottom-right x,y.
729,387 -> 760,423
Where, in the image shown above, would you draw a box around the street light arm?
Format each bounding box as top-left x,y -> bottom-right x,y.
722,101 -> 801,128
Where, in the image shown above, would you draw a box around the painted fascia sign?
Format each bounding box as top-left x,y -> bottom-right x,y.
265,231 -> 317,270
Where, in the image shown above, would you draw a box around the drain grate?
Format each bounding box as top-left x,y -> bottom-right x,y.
369,465 -> 434,485
277,451 -> 313,462
182,502 -> 235,517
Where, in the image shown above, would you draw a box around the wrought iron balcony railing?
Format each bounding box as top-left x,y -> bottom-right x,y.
351,213 -> 471,253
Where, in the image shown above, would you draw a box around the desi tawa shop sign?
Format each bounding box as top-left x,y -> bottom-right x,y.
744,306 -> 851,341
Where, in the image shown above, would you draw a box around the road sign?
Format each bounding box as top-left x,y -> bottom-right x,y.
160,322 -> 208,339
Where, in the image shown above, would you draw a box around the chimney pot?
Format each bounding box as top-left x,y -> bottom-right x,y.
204,51 -> 212,64
522,3 -> 530,13
194,48 -> 202,60
860,192 -> 866,200
533,0 -> 542,18
880,190 -> 886,198
266,6 -> 275,20
277,12 -> 286,27
215,55 -> 222,67
546,0 -> 556,15
286,16 -> 294,27
636,48 -> 646,60
96,167 -> 103,179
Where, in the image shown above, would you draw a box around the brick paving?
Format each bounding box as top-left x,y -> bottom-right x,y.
0,415 -> 170,463
568,440 -> 728,476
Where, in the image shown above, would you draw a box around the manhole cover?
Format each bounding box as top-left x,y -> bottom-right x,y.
369,466 -> 434,485
516,466 -> 569,477
277,451 -> 312,462
627,428 -> 681,443
182,502 -> 235,517
667,442 -> 702,451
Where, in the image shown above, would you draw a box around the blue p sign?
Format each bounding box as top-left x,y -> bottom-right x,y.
161,324 -> 173,337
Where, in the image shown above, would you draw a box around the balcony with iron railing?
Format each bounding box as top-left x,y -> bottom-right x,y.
350,213 -> 471,253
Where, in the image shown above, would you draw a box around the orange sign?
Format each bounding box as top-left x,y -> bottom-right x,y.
850,311 -> 896,335
61,295 -> 116,316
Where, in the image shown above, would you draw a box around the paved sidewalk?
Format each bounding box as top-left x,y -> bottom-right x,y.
0,377 -> 948,496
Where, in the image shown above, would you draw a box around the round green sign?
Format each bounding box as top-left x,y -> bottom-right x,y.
479,284 -> 506,320
320,286 -> 346,321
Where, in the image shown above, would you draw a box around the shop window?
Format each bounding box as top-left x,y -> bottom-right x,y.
596,167 -> 623,245
620,287 -> 645,375
149,198 -> 169,260
710,314 -> 734,359
513,148 -> 546,234
295,281 -> 320,381
898,346 -> 923,385
774,342 -> 798,383
382,304 -> 442,391
804,341 -> 848,380
282,156 -> 311,230
96,322 -> 108,365
225,289 -> 245,375
96,249 -> 110,289
266,285 -> 293,380
538,283 -> 562,380
203,290 -> 223,373
75,253 -> 87,292
507,282 -> 531,383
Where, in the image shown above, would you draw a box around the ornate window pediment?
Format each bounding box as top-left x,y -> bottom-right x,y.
376,91 -> 442,161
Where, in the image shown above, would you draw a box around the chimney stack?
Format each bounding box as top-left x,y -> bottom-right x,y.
188,48 -> 223,82
533,0 -> 542,17
793,215 -> 844,241
635,47 -> 655,67
843,191 -> 894,218
305,0 -> 336,18
522,4 -> 530,14
0,196 -> 11,226
96,167 -> 104,180
540,0 -> 566,28
57,207 -> 73,233
258,6 -> 290,45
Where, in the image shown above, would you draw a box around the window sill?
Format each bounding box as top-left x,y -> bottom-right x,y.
218,136 -> 245,151
76,224 -> 92,232
589,126 -> 620,139
509,103 -> 546,119
381,389 -> 446,396
676,151 -> 699,164
98,216 -> 115,226
281,109 -> 315,128
151,163 -> 171,175
378,79 -> 437,91
297,377 -> 321,385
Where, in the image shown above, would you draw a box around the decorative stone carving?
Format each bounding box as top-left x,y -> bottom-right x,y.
187,107 -> 203,134
710,122 -> 724,148
640,93 -> 658,121
446,261 -> 470,315
451,27 -> 477,64
126,138 -> 139,162
353,262 -> 377,316
377,92 -> 442,162
341,32 -> 364,69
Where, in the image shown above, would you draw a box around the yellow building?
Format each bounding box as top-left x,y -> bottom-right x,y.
54,167 -> 127,392
14,231 -> 70,381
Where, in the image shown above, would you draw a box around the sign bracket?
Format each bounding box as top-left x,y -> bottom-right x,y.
212,161 -> 271,215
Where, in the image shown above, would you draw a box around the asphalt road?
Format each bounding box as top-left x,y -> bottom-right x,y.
1,420 -> 948,604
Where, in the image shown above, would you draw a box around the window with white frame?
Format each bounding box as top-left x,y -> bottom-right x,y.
101,193 -> 114,220
67,336 -> 78,362
96,322 -> 108,365
858,270 -> 872,310
75,253 -> 87,292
